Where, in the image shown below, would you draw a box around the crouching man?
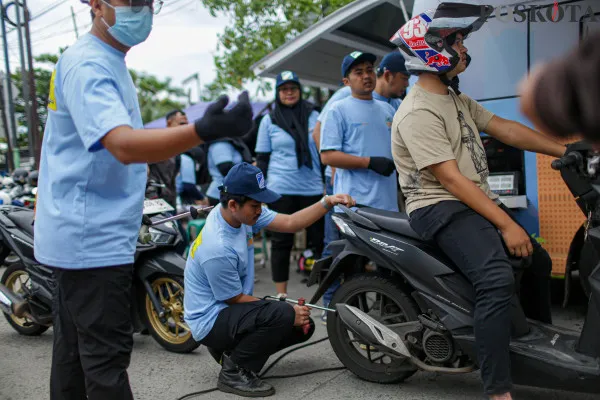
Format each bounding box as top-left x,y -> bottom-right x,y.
184,162 -> 355,397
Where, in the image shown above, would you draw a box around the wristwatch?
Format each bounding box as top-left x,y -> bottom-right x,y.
321,195 -> 332,211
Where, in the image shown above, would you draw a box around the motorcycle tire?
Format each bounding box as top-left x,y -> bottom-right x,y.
1,263 -> 49,336
138,274 -> 200,354
327,273 -> 419,384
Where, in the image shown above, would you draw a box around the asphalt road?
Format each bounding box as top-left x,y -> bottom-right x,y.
0,262 -> 598,400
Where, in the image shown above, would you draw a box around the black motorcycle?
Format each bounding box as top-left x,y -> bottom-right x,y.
308,141 -> 600,393
0,200 -> 211,354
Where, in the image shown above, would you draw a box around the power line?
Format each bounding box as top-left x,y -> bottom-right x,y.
31,0 -> 70,21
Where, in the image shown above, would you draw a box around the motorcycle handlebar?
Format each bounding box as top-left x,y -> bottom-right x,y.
551,153 -> 579,171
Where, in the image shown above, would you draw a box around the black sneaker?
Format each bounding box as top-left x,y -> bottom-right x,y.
217,354 -> 275,397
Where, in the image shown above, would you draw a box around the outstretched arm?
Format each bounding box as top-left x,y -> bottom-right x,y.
484,116 -> 565,158
266,194 -> 355,233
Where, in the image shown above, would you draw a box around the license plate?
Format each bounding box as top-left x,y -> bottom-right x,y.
143,198 -> 174,215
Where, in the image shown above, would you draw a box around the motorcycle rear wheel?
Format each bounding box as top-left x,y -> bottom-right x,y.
327,273 -> 419,384
139,274 -> 200,353
1,263 -> 49,336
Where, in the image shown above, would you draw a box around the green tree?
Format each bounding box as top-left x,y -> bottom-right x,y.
129,70 -> 187,124
11,51 -> 61,142
201,0 -> 354,97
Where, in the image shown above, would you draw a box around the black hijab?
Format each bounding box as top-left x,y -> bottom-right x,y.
270,83 -> 315,169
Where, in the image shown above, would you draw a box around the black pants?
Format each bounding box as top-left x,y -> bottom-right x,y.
268,194 -> 324,283
50,264 -> 134,400
410,201 -> 552,395
200,300 -> 315,372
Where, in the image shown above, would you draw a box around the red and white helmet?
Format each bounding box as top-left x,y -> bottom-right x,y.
390,2 -> 493,75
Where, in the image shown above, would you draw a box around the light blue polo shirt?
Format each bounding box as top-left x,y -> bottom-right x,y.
206,141 -> 243,199
34,33 -> 146,269
318,87 -> 402,178
320,96 -> 398,212
255,111 -> 323,196
184,205 -> 277,341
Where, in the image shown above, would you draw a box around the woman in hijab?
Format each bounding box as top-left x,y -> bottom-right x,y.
205,137 -> 253,206
255,71 -> 324,297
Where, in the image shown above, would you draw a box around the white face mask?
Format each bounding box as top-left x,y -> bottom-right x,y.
100,0 -> 154,47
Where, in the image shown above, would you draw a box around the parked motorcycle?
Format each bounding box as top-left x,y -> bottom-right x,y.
308,141 -> 600,393
0,200 -> 212,354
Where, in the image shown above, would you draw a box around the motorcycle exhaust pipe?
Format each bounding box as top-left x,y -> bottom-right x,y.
335,304 -> 475,374
0,283 -> 28,318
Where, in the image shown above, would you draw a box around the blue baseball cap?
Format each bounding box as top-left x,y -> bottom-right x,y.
376,51 -> 409,76
341,51 -> 377,78
275,70 -> 300,89
219,162 -> 281,204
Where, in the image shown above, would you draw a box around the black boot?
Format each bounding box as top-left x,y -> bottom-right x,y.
217,354 -> 275,397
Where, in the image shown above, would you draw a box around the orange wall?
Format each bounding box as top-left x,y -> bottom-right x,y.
536,152 -> 586,276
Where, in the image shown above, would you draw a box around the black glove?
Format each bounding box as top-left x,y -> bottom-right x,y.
194,91 -> 254,142
368,157 -> 396,176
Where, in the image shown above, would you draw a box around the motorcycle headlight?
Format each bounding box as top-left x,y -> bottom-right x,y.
332,215 -> 356,237
149,227 -> 174,244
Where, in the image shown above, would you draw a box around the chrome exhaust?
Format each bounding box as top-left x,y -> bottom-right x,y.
0,283 -> 28,317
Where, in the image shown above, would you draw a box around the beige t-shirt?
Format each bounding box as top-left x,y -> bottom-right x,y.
391,84 -> 497,215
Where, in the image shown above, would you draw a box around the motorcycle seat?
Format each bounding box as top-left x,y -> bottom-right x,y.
7,210 -> 35,237
356,207 -> 422,240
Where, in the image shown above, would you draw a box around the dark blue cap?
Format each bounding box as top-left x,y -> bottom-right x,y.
341,51 -> 377,78
376,51 -> 409,75
219,162 -> 281,204
275,70 -> 300,89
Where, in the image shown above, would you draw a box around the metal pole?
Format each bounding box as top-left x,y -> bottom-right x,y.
0,78 -> 15,171
196,73 -> 201,102
0,0 -> 19,168
13,2 -> 33,166
70,6 -> 79,39
22,0 -> 39,169
398,0 -> 409,23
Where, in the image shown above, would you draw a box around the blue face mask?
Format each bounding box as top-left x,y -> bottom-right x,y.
101,1 -> 153,48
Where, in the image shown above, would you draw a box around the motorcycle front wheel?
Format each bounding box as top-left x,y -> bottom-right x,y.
139,274 -> 200,353
0,263 -> 49,336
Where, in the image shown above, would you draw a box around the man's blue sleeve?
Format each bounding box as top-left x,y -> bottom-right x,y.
253,206 -> 277,234
320,105 -> 345,152
61,61 -> 132,152
210,141 -> 236,165
203,254 -> 243,301
255,115 -> 272,153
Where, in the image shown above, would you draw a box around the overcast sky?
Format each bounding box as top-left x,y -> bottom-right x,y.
2,0 -> 268,102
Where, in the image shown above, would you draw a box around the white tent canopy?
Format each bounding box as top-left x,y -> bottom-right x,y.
252,0 -> 414,90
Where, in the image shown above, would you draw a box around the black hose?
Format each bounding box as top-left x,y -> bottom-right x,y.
176,336 -> 345,400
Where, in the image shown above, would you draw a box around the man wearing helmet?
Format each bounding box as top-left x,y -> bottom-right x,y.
390,3 -> 567,399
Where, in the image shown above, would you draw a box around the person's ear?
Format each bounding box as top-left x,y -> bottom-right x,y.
342,77 -> 350,86
89,0 -> 104,19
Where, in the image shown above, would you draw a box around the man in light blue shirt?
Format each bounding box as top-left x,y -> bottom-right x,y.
184,162 -> 354,397
320,51 -> 398,212
313,51 -> 410,269
34,1 -> 253,398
